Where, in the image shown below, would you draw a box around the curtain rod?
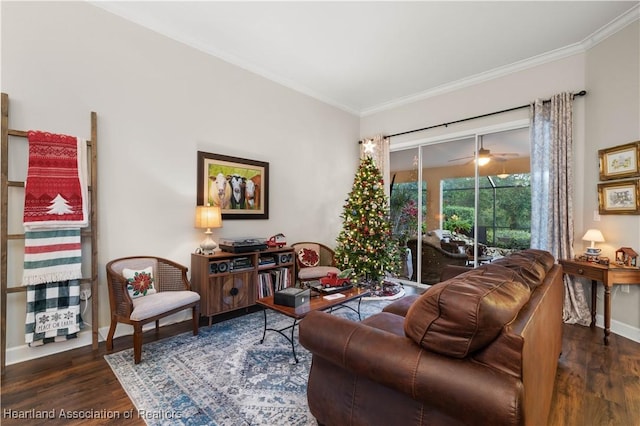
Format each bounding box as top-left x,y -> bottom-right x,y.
360,90 -> 586,141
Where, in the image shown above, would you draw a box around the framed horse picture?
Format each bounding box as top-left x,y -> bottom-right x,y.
197,151 -> 269,219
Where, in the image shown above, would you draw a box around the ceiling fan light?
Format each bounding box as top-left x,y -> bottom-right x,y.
477,156 -> 490,166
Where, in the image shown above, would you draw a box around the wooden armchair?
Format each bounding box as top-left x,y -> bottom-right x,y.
106,256 -> 200,364
290,242 -> 340,286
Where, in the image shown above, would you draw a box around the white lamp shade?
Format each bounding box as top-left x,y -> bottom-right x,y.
582,229 -> 605,245
195,206 -> 222,229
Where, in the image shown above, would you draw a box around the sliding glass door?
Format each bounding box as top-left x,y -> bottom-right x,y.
390,126 -> 531,286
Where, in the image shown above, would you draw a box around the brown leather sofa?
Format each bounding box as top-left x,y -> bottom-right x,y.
299,249 -> 563,426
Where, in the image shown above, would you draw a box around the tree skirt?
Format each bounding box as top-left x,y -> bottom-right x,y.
360,280 -> 406,301
105,299 -> 391,426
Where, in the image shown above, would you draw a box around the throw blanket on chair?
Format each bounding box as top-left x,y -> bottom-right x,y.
25,280 -> 82,346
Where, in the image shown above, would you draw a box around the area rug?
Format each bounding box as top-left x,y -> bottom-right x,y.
105,299 -> 392,426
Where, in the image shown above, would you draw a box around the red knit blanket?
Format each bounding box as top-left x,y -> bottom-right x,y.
23,131 -> 87,227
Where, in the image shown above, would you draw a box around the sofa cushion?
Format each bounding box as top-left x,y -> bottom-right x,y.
404,265 -> 531,358
490,249 -> 554,289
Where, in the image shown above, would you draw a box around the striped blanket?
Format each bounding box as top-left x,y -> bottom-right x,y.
25,280 -> 82,346
23,229 -> 82,286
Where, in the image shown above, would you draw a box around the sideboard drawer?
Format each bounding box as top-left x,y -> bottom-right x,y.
561,262 -> 605,281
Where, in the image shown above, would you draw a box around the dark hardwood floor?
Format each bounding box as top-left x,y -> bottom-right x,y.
2,304 -> 639,426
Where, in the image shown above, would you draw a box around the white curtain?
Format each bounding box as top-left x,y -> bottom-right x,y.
360,134 -> 390,198
530,92 -> 590,325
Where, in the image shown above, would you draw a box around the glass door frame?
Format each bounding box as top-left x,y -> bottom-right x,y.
391,119 -> 529,287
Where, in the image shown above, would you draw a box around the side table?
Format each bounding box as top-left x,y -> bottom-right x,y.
559,259 -> 640,345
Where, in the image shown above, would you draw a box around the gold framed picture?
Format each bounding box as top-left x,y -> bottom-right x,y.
598,141 -> 640,180
598,179 -> 640,215
196,151 -> 269,220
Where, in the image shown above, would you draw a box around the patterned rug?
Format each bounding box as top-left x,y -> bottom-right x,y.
105,299 -> 392,426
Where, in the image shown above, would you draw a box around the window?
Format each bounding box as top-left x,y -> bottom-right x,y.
390,125 -> 530,286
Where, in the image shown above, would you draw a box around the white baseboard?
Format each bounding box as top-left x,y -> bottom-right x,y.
594,314 -> 640,344
6,311 -> 192,367
6,325 -> 98,366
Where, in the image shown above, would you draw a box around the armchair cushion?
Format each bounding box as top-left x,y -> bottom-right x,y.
298,265 -> 340,280
404,265 -> 530,358
123,267 -> 156,299
130,291 -> 201,321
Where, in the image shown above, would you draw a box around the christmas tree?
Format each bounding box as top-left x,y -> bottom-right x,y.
334,156 -> 400,284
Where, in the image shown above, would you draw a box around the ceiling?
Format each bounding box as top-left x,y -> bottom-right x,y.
94,1 -> 639,116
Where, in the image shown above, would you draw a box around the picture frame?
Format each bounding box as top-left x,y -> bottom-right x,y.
598,179 -> 640,215
197,151 -> 269,220
598,141 -> 640,180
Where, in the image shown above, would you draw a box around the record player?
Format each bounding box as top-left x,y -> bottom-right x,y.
219,237 -> 268,253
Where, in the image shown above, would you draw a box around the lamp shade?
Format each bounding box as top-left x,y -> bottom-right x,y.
195,205 -> 222,229
582,229 -> 605,245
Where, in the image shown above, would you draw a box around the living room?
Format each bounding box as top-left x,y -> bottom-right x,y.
2,1 -> 639,425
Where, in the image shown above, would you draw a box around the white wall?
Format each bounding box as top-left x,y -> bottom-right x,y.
1,2 -> 359,358
584,22 -> 640,334
361,24 -> 640,341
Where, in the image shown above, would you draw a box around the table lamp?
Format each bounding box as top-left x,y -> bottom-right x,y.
582,229 -> 604,256
195,205 -> 222,254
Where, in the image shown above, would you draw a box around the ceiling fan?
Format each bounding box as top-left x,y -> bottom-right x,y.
448,137 -> 519,166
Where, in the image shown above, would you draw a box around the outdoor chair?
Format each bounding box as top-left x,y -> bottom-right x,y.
407,238 -> 468,285
106,256 -> 200,364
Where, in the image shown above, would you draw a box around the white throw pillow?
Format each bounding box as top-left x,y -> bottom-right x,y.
122,266 -> 157,299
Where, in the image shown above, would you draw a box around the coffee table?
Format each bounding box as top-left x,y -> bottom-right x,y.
256,287 -> 370,363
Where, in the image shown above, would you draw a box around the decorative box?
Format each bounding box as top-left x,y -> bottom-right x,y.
274,287 -> 310,307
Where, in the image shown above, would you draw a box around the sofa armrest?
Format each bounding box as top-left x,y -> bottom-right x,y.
382,294 -> 420,317
299,310 -> 524,425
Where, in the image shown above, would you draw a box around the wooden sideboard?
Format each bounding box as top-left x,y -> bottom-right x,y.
191,246 -> 295,325
559,259 -> 640,345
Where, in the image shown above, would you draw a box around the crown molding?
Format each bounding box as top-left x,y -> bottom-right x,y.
92,2 -> 639,119
361,4 -> 640,117
582,3 -> 640,50
359,42 -> 585,117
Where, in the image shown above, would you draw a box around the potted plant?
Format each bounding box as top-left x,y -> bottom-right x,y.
444,214 -> 472,235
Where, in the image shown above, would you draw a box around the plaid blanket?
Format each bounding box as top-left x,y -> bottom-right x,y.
22,228 -> 82,286
25,280 -> 82,346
